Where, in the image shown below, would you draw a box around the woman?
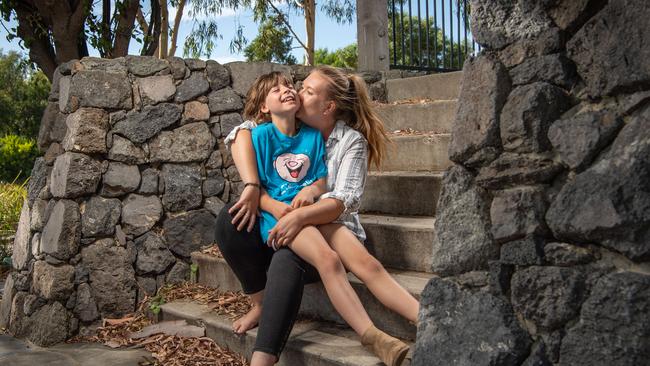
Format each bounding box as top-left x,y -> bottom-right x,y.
215,66 -> 419,366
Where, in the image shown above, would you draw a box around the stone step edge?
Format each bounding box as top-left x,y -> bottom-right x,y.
191,252 -> 433,298
367,170 -> 444,178
161,300 -> 412,366
387,132 -> 452,138
360,214 -> 436,234
374,99 -> 458,107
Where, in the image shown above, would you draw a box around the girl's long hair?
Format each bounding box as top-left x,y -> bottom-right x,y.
314,66 -> 390,170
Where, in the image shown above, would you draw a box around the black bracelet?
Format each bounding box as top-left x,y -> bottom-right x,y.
244,182 -> 261,190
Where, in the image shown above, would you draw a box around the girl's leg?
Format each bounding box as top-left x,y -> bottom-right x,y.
252,248 -> 320,365
319,224 -> 419,323
215,203 -> 273,334
287,226 -> 373,335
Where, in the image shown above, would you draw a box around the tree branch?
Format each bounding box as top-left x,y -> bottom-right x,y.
13,7 -> 57,81
142,0 -> 162,56
136,7 -> 149,34
265,0 -> 307,52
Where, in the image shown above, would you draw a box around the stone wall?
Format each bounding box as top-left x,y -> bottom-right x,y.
414,1 -> 649,365
0,56 -> 399,346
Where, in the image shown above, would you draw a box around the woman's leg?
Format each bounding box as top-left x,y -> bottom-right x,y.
215,203 -> 273,334
319,224 -> 419,323
251,248 -> 320,365
287,225 -> 373,335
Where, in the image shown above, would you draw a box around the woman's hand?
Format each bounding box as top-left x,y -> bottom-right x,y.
228,185 -> 260,232
267,209 -> 306,249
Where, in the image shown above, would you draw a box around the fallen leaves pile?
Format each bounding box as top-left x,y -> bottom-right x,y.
201,245 -> 224,258
159,282 -> 252,321
69,282 -> 252,366
137,335 -> 248,366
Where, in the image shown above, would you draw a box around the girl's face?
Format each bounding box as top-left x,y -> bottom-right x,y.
261,83 -> 300,117
297,71 -> 336,131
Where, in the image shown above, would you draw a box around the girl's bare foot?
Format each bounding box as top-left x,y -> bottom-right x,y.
233,304 -> 263,334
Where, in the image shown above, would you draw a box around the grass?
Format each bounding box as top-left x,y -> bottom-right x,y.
0,174 -> 29,260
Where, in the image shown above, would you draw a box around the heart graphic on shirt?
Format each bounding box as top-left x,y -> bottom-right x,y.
274,153 -> 311,183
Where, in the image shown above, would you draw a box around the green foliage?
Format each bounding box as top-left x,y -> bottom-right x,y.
182,0 -> 252,58
190,263 -> 199,283
388,13 -> 473,70
315,43 -> 357,69
0,50 -> 51,139
0,177 -> 28,259
244,16 -> 297,65
0,134 -> 40,184
149,293 -> 166,315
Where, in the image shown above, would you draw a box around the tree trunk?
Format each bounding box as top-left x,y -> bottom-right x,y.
33,0 -> 88,64
159,0 -> 169,58
168,0 -> 186,57
101,0 -> 112,57
113,0 -> 140,57
12,0 -> 89,81
304,0 -> 315,65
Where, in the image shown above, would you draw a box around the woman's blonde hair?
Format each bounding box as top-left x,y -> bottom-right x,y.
313,65 -> 390,169
243,71 -> 294,123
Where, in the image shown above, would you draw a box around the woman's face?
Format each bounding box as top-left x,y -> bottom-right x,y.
297,71 -> 335,131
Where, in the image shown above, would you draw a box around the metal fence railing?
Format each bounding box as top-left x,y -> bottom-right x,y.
389,0 -> 479,72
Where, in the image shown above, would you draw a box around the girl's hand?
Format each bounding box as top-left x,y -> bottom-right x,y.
291,186 -> 316,208
267,209 -> 305,249
228,185 -> 260,232
276,203 -> 294,219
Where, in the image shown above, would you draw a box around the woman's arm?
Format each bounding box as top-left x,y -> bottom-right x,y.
228,129 -> 261,232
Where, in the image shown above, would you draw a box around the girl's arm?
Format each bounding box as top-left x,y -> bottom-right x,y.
260,188 -> 293,219
227,129 -> 261,232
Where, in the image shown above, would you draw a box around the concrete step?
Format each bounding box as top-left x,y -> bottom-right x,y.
375,100 -> 457,133
360,214 -> 435,273
191,252 -> 433,340
376,134 -> 451,172
386,71 -> 462,102
161,300 -> 410,366
361,171 -> 443,216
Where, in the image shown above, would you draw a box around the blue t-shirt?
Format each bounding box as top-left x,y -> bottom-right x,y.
252,122 -> 328,243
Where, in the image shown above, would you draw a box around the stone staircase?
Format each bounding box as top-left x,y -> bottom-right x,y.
160,71 -> 462,365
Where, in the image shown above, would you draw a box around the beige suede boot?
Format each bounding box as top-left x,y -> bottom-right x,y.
361,325 -> 409,366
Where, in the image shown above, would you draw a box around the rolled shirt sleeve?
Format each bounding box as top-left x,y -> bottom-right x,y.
320,135 -> 368,216
223,120 -> 258,150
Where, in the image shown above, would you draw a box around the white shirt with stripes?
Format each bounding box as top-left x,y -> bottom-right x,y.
225,120 -> 368,242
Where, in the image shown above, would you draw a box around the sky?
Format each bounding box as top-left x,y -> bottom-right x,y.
0,1 -> 358,65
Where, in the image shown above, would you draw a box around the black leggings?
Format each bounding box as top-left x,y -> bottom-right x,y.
215,203 -> 320,357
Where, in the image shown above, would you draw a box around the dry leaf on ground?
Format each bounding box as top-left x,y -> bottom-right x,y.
69,283 -> 251,366
130,320 -> 205,339
201,244 -> 223,258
